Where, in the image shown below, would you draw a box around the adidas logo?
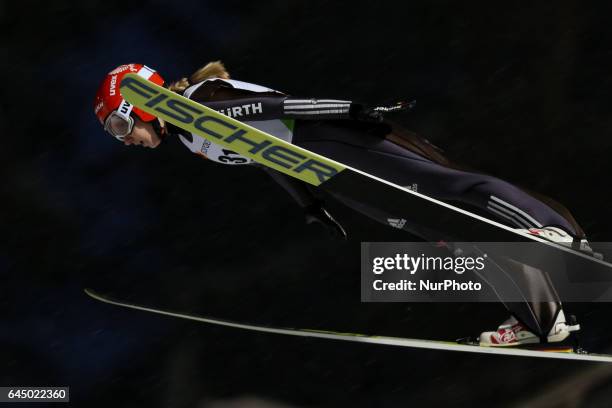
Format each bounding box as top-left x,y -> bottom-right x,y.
387,218 -> 407,229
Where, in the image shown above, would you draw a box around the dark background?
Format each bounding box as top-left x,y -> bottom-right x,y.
3,1 -> 612,407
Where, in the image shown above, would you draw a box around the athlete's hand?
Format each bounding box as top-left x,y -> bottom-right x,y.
349,103 -> 384,123
304,204 -> 347,240
349,100 -> 416,123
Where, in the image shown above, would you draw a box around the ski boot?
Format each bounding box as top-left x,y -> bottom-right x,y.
479,310 -> 580,347
521,226 -> 602,259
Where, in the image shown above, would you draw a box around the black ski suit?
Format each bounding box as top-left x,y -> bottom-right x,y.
171,77 -> 584,339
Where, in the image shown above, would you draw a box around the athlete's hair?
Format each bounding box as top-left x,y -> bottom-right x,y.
167,61 -> 230,93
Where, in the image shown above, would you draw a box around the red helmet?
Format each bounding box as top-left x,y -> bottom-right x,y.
93,63 -> 165,125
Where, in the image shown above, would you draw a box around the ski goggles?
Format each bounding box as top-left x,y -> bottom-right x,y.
104,110 -> 134,141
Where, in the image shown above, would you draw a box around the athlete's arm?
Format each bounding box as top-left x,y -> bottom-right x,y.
259,166 -> 318,208
186,79 -> 412,124
187,80 -> 366,121
260,166 -> 347,239
200,95 -> 357,121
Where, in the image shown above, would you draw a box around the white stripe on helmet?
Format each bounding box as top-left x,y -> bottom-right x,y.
116,65 -> 156,120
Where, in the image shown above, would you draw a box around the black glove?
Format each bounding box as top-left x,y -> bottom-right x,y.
304,203 -> 347,239
349,100 -> 416,123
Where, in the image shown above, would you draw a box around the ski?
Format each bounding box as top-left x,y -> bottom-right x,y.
85,289 -> 612,362
119,73 -> 612,277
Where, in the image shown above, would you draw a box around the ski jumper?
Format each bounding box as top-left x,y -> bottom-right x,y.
172,77 -> 584,338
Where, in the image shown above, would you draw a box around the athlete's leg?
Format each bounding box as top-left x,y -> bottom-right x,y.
294,123 -> 575,340
294,122 -> 580,236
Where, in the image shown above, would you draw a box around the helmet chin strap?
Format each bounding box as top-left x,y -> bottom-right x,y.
151,117 -> 167,143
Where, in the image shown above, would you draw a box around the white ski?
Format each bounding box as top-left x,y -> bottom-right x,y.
119,73 -> 612,274
85,289 -> 612,363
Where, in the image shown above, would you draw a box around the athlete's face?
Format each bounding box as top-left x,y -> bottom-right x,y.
123,118 -> 161,148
